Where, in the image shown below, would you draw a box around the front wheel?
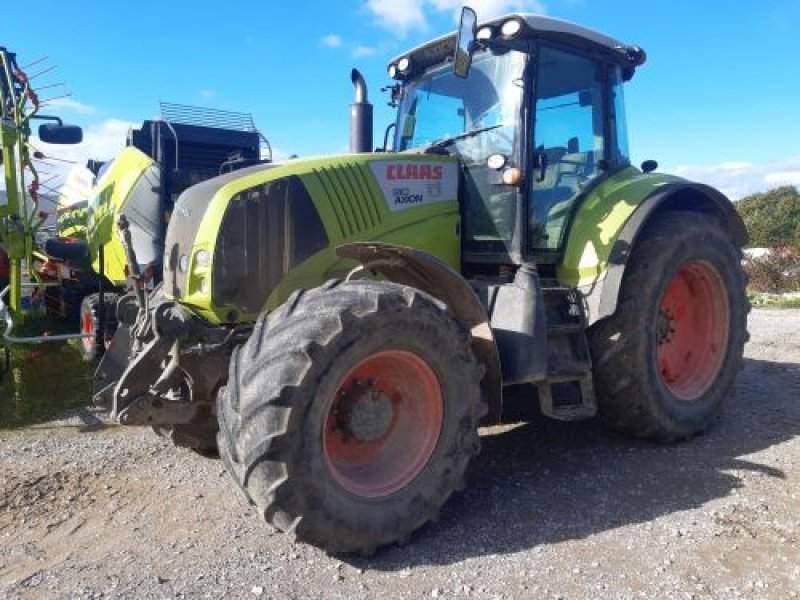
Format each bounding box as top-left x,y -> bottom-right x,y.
79,293 -> 119,362
217,280 -> 486,554
587,211 -> 748,441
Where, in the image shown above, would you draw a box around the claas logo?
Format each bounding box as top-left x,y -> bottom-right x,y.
386,164 -> 443,181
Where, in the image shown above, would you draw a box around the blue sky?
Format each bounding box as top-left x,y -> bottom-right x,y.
6,0 -> 800,199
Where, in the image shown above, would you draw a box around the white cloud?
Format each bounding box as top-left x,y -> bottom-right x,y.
365,0 -> 545,36
352,45 -> 378,58
717,161 -> 752,171
321,34 -> 343,48
199,89 -> 215,99
265,146 -> 296,162
671,156 -> 800,200
365,0 -> 427,37
429,0 -> 546,21
764,171 -> 800,187
66,119 -> 135,162
39,97 -> 96,115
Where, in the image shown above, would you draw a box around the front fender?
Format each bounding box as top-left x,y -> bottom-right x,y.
337,242 -> 503,423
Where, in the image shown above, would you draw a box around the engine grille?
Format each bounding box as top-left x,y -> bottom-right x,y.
212,175 -> 328,316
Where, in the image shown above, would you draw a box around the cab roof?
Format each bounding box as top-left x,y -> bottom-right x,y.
390,13 -> 645,78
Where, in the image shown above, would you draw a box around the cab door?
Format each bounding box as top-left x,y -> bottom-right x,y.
528,45 -> 609,252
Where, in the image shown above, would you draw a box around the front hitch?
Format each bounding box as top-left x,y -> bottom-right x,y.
94,215 -> 164,409
94,214 -> 243,432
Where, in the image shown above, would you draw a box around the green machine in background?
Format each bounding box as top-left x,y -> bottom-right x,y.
1,47 -> 268,365
32,104 -> 269,359
1,46 -> 83,341
84,104 -> 267,360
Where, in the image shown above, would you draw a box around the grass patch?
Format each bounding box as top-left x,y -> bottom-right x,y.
0,316 -> 93,429
748,291 -> 800,308
767,296 -> 800,308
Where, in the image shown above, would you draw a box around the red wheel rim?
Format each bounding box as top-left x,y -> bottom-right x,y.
656,260 -> 730,401
323,350 -> 443,498
81,310 -> 95,353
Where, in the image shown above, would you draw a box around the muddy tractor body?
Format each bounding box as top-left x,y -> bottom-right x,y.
95,11 -> 748,553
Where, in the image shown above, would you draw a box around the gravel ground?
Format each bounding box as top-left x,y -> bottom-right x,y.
1,308 -> 798,599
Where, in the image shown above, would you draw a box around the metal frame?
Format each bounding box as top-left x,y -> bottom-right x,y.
1,47 -> 102,354
1,283 -> 93,344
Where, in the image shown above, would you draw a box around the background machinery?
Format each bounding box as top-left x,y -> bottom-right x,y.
1,45 -> 83,349
94,9 -> 748,554
40,103 -> 268,359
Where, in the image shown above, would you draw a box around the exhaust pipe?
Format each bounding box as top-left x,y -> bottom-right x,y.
349,68 -> 373,154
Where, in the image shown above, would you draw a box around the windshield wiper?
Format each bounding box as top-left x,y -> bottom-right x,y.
425,124 -> 503,153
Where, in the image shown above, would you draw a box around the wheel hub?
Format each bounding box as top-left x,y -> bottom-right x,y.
657,307 -> 675,345
656,259 -> 731,401
336,381 -> 394,443
323,349 -> 444,498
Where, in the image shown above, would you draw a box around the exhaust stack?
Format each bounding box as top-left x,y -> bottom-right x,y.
349,69 -> 373,154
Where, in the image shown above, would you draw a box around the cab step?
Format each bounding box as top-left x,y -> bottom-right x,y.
537,286 -> 597,421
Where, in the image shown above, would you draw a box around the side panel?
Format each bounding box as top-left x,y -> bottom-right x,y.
87,147 -> 157,285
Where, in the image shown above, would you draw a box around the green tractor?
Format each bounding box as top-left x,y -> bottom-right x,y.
95,9 -> 748,554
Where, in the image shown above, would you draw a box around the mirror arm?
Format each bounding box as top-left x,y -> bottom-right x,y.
30,114 -> 64,126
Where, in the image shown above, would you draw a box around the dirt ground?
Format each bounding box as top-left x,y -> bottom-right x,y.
1,308 -> 798,599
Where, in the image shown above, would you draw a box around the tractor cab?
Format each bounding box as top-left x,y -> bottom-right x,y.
388,11 -> 644,266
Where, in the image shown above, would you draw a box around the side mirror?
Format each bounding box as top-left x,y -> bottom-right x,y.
453,7 -> 478,78
38,123 -> 83,145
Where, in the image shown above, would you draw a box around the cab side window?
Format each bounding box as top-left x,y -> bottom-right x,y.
529,45 -> 606,251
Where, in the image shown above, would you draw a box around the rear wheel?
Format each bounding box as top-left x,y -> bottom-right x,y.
587,211 -> 748,441
79,293 -> 119,362
217,280 -> 485,554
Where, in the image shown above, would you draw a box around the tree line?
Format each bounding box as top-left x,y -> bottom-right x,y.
735,186 -> 800,248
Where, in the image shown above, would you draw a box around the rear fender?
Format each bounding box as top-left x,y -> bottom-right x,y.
594,182 -> 746,322
560,169 -> 747,325
337,242 -> 503,422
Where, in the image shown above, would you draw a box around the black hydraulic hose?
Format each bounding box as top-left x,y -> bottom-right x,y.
117,215 -> 146,309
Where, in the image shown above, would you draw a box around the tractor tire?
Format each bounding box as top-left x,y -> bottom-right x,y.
587,211 -> 748,441
217,280 -> 486,554
79,293 -> 119,362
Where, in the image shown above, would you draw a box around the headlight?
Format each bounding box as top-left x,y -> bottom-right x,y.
476,26 -> 494,40
179,255 -> 189,272
500,19 -> 522,38
194,249 -> 209,269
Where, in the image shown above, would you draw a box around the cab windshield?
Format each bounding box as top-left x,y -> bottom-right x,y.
395,48 -> 526,252
395,48 -> 526,161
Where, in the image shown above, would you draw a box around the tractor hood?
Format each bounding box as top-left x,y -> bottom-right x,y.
163,153 -> 461,323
